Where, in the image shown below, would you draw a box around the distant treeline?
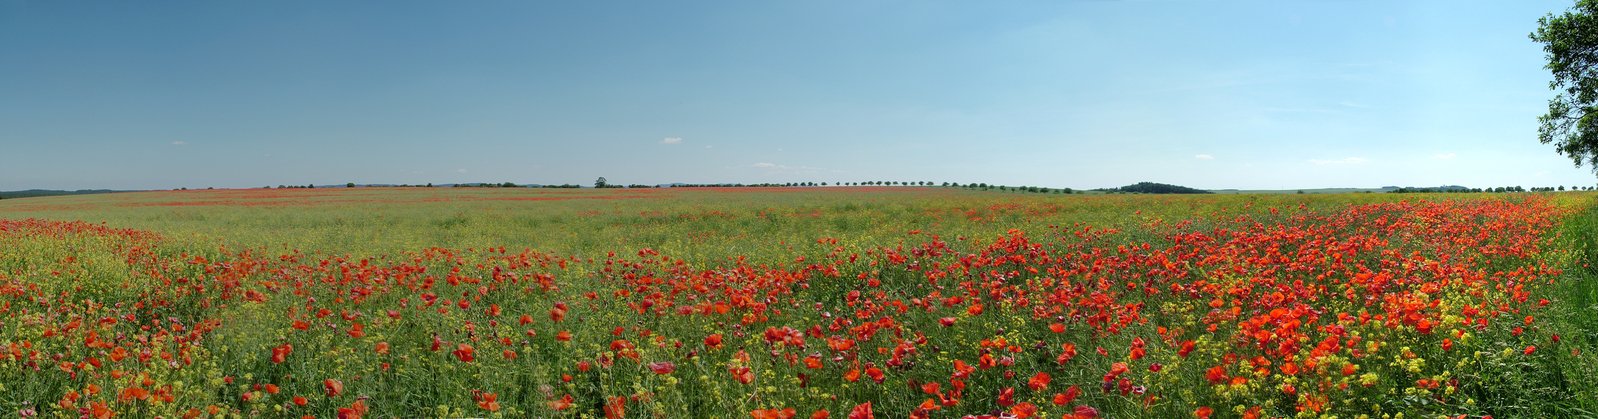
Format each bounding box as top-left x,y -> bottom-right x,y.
1095,182 -> 1211,194
951,183 -> 1075,194
1388,185 -> 1595,193
0,189 -> 120,200
25,182 -> 1590,200
458,183 -> 585,189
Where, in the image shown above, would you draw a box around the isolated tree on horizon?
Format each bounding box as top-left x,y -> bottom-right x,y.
1531,0 -> 1598,172
595,177 -> 608,188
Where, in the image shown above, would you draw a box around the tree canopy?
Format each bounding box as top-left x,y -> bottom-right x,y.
1531,0 -> 1598,172
1115,182 -> 1211,194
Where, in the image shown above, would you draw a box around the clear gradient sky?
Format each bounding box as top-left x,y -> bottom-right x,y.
2,0 -> 1595,191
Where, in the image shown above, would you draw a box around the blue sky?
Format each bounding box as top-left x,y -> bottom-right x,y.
1,0 -> 1593,190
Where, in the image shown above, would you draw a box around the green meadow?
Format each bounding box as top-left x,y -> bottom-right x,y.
2,187 -> 1439,258
3,188 -> 1598,418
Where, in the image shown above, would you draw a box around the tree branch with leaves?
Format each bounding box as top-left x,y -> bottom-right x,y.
1532,0 -> 1598,172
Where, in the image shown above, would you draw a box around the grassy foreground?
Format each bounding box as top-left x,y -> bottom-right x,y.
1,188 -> 1595,418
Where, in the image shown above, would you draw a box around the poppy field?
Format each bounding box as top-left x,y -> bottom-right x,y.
1,187 -> 1597,418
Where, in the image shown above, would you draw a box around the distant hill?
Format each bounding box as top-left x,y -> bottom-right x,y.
1112,182 -> 1211,194
0,189 -> 123,200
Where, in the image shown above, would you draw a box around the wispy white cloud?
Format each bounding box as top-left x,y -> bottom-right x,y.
171,140 -> 187,146
661,137 -> 683,145
1194,154 -> 1214,160
1432,152 -> 1457,160
1308,157 -> 1371,166
456,168 -> 468,174
752,162 -> 778,169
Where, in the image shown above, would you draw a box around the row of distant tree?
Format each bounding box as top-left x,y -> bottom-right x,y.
240,181 -> 1598,195
248,180 -> 1157,195
0,189 -> 118,200
248,178 -> 1149,194
1388,185 -> 1596,193
953,183 -> 1076,194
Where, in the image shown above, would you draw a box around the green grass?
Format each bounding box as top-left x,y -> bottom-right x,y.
1541,196 -> 1598,416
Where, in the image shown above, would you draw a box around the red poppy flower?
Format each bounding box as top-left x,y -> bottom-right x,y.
453,343 -> 476,362
476,392 -> 500,412
847,402 -> 873,419
1027,372 -> 1050,391
730,366 -> 754,384
550,394 -> 574,410
1011,402 -> 1038,419
323,379 -> 343,397
271,343 -> 292,364
604,395 -> 626,419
